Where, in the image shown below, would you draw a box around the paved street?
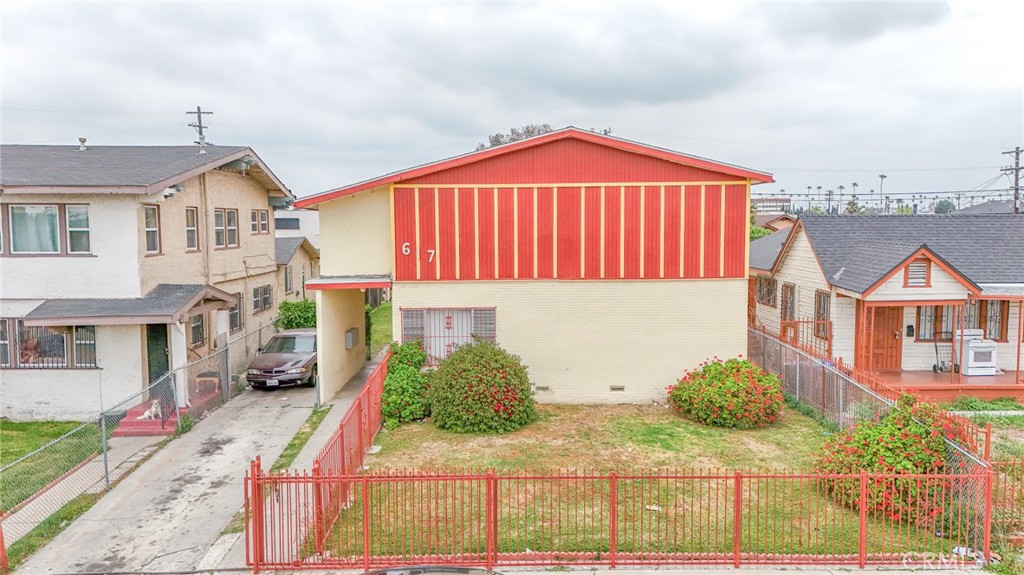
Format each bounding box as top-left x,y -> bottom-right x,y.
15,386 -> 318,574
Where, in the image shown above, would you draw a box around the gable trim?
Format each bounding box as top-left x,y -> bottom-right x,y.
860,247 -> 981,298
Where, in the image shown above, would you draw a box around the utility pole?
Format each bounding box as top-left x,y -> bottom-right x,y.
878,174 -> 887,213
187,106 -> 214,154
1002,146 -> 1022,214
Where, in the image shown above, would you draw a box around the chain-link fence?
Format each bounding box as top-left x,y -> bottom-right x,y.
0,319 -> 278,557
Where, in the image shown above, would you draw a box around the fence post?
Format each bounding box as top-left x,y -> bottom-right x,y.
172,372 -> 182,425
858,470 -> 868,569
485,470 -> 497,569
732,471 -> 742,568
838,376 -> 846,430
100,413 -> 110,489
984,423 -> 992,461
1,517 -> 8,574
609,471 -> 618,568
982,469 -> 993,565
313,462 -> 324,554
362,474 -> 371,572
795,355 -> 802,402
251,456 -> 263,574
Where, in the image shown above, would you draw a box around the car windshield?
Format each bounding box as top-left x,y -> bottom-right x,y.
263,335 -> 315,354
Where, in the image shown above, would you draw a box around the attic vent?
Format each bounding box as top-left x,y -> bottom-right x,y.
905,259 -> 930,287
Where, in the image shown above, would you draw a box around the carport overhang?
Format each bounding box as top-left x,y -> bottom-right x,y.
306,274 -> 392,291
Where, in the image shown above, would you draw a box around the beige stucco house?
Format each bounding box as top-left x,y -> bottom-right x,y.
0,143 -> 293,420
275,236 -> 319,302
293,128 -> 774,404
749,214 -> 1024,403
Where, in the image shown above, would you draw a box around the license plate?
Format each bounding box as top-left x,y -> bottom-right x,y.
266,379 -> 279,387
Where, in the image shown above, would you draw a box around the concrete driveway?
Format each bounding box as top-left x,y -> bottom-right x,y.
15,385 -> 317,574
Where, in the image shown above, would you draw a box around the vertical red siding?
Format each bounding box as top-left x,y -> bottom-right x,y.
516,188 -> 534,278
477,188 -> 496,279
703,185 -> 722,278
417,187 -> 437,280
623,186 -> 642,279
536,187 -> 554,279
603,186 -> 621,278
436,188 -> 457,280
643,186 -> 662,278
584,186 -> 602,278
497,187 -> 516,279
683,185 -> 702,278
557,187 -> 581,279
457,188 -> 476,279
723,184 -> 747,278
393,188 -> 417,281
663,185 -> 682,279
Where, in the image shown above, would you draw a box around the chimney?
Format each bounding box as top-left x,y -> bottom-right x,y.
77,138 -> 87,151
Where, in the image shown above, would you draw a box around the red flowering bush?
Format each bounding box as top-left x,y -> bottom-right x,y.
667,358 -> 783,429
428,341 -> 536,434
814,394 -> 973,524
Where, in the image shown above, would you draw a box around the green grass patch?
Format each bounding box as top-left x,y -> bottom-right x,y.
1,419 -> 87,466
969,414 -> 1024,432
222,404 -> 333,534
947,396 -> 1024,411
369,302 -> 392,356
5,493 -> 101,569
0,420 -> 105,514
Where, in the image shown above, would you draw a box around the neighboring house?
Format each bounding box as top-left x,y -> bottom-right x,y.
0,143 -> 293,420
754,213 -> 796,231
294,127 -> 773,403
274,208 -> 320,247
275,236 -> 319,302
956,199 -> 1016,215
751,196 -> 791,214
749,214 -> 1024,402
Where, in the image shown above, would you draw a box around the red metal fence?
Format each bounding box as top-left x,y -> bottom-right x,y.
993,459 -> 1024,533
244,467 -> 994,572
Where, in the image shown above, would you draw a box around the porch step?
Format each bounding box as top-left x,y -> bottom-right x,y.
112,402 -> 179,437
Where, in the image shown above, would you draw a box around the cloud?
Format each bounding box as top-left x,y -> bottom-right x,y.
755,1 -> 951,45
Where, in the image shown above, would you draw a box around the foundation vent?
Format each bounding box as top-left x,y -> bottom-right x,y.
610,385 -> 626,392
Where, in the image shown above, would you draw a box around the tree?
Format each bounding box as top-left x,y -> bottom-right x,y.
750,225 -> 773,240
476,124 -> 554,150
934,199 -> 956,214
844,196 -> 862,215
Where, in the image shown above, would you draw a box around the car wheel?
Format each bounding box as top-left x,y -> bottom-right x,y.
304,365 -> 318,388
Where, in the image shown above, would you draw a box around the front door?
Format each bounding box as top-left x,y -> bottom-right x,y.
146,324 -> 170,383
870,307 -> 902,371
780,283 -> 797,342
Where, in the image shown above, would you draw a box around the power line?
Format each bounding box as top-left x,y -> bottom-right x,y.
1002,146 -> 1022,214
186,106 -> 213,153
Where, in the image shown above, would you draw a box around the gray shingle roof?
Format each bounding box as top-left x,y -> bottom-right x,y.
956,199 -> 1015,215
749,228 -> 792,271
23,284 -> 234,325
799,214 -> 1024,293
0,145 -> 247,188
275,237 -> 306,265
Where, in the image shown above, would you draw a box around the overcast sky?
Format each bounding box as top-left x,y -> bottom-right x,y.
2,1 -> 1022,208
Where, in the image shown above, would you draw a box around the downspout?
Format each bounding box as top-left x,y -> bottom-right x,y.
1017,300 -> 1022,385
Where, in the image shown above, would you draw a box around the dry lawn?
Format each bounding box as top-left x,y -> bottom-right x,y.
368,403 -> 827,471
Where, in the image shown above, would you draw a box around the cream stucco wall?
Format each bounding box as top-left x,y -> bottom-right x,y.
278,248 -> 319,304
139,170 -> 278,293
1,194 -> 142,298
316,289 -> 367,403
317,187 -> 391,277
391,279 -> 747,403
1,324 -> 144,421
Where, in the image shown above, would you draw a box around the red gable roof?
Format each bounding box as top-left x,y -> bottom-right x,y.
295,128 -> 773,208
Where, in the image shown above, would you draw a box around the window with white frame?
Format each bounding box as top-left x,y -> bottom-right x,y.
401,307 -> 497,364
144,205 -> 161,253
251,209 -> 269,234
284,265 -> 293,293
65,205 -> 91,253
215,208 -> 239,248
10,205 -> 60,253
260,210 -> 269,233
189,314 -> 205,347
185,207 -> 199,251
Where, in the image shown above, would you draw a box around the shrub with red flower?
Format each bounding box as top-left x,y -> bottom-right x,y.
814,394 -> 972,525
428,341 -> 536,434
667,358 -> 783,430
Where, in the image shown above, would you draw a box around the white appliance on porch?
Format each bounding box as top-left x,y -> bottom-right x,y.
953,328 -> 998,376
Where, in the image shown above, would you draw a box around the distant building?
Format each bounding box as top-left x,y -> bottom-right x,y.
956,199 -> 1016,215
754,213 -> 796,231
274,208 -> 319,247
752,196 -> 791,214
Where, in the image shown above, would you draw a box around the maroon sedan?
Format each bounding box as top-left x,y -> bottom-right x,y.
246,329 -> 317,389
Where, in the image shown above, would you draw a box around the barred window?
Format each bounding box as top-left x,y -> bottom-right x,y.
813,290 -> 830,339
966,300 -> 1009,340
401,309 -> 425,342
755,277 -> 777,307
190,314 -> 205,347
0,319 -> 10,367
73,326 -> 97,367
471,308 -> 496,340
401,307 -> 497,364
917,305 -> 955,341
0,320 -> 98,369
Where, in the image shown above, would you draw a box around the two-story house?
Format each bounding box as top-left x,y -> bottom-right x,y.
0,143 -> 293,420
293,128 -> 773,404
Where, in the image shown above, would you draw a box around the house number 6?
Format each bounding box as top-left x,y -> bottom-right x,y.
401,242 -> 435,262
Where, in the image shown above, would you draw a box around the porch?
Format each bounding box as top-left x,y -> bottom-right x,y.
876,369 -> 1024,403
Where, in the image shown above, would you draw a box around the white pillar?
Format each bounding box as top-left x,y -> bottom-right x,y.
215,309 -> 230,348
170,321 -> 189,406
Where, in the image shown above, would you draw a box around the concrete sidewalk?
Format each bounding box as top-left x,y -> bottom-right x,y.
15,386 -> 318,575
208,352 -> 386,569
3,434 -> 163,545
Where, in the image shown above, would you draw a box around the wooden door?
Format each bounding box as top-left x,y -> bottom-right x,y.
780,283 -> 796,342
870,307 -> 902,371
146,324 -> 169,383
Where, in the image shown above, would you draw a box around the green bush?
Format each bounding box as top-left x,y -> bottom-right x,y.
277,299 -> 316,330
667,358 -> 783,429
814,394 -> 975,524
381,341 -> 429,429
428,341 -> 536,434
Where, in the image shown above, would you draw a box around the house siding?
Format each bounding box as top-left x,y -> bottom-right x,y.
866,263 -> 971,301
753,228 -> 831,333
318,186 -> 391,277
391,279 -> 746,403
277,247 -> 319,303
